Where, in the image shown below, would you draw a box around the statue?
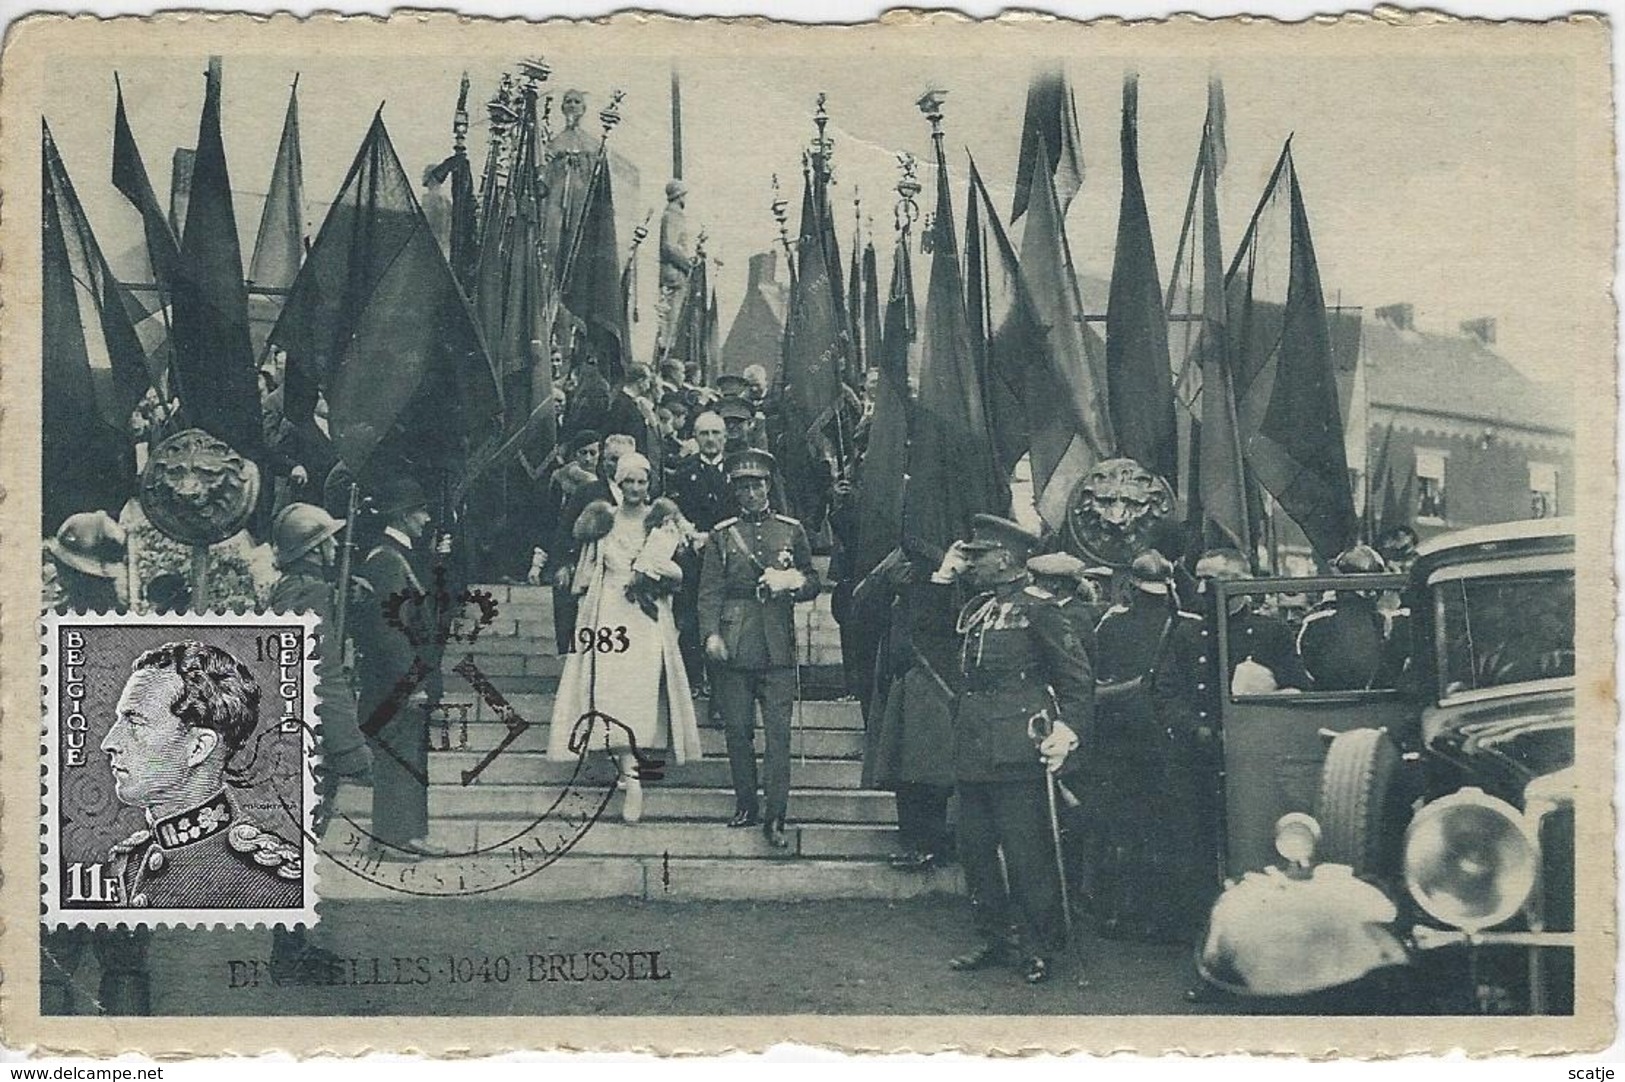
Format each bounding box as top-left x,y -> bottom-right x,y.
542,89 -> 600,276
656,178 -> 694,352
1063,457 -> 1175,569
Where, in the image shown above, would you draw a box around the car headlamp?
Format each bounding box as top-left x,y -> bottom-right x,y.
1403,787 -> 1536,932
1274,812 -> 1321,868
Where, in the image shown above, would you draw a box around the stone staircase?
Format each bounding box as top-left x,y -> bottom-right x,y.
321,580 -> 965,903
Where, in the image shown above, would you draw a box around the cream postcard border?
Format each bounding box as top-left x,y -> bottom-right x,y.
0,9 -> 1614,1057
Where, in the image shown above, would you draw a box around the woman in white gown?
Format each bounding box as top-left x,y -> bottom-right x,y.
548,453 -> 702,821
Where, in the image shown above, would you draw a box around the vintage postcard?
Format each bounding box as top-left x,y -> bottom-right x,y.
0,10 -> 1613,1058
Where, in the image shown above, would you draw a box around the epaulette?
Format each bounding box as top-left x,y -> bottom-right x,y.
713,516 -> 739,531
110,829 -> 152,856
227,822 -> 304,881
1101,603 -> 1130,617
1300,608 -> 1335,627
1023,584 -> 1054,600
773,513 -> 802,527
1176,611 -> 1203,624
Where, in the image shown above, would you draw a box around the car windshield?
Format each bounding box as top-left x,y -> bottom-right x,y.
1437,569 -> 1574,699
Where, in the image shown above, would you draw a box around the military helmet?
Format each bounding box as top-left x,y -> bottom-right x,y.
1332,544 -> 1385,575
271,503 -> 345,568
1128,549 -> 1174,595
1195,548 -> 1252,582
46,510 -> 128,579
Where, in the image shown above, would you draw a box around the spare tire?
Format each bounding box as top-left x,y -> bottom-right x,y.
1315,728 -> 1403,878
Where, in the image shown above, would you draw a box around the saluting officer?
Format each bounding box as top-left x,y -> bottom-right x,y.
937,515 -> 1093,985
698,449 -> 821,849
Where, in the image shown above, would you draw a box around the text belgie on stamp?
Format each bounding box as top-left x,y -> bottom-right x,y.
0,9 -> 1615,1059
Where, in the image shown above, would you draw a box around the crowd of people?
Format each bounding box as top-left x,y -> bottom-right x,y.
44,344 -> 1431,995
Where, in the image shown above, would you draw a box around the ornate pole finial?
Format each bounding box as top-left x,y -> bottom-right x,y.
453,71 -> 470,155
893,152 -> 921,234
517,56 -> 551,87
916,87 -> 948,140
770,172 -> 796,272
599,89 -> 625,138
810,92 -> 836,184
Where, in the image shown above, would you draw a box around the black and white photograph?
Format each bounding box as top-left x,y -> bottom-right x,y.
0,9 -> 1613,1058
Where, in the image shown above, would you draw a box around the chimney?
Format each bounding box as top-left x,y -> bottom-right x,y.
1459,317 -> 1497,346
747,249 -> 785,292
1375,303 -> 1414,331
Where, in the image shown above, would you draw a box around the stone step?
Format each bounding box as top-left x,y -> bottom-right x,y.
424,724 -> 865,760
316,852 -> 962,903
427,751 -> 864,789
330,816 -> 904,859
432,693 -> 865,730
334,783 -> 897,824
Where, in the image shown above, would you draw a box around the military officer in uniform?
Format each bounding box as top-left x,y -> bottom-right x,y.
936,515 -> 1092,984
1297,544 -> 1405,691
268,503 -> 372,974
1192,548 -> 1312,696
354,477 -> 446,855
99,641 -> 304,909
697,449 -> 821,848
669,411 -> 736,695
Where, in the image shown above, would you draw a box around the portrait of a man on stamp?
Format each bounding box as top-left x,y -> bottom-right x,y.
41,614 -> 319,928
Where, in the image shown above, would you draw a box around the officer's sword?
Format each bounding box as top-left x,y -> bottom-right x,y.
1028,710 -> 1077,967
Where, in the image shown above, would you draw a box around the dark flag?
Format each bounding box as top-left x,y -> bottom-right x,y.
1012,66 -> 1085,223
1105,75 -> 1176,485
111,75 -> 182,291
704,286 -> 721,385
248,76 -> 306,291
559,152 -> 629,385
861,239 -> 882,378
1166,84 -> 1249,554
853,229 -> 916,578
778,167 -> 849,525
1363,421 -> 1395,542
964,153 -> 1034,474
473,86 -> 553,449
423,73 -> 480,296
43,121 -> 150,532
1381,460 -> 1413,539
169,57 -> 262,458
1018,131 -> 1112,528
1230,143 -> 1357,561
847,236 -> 865,374
902,131 -> 1007,552
270,111 -> 502,483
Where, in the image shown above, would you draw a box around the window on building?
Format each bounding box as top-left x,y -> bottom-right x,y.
1415,448 -> 1448,523
1529,462 -> 1559,519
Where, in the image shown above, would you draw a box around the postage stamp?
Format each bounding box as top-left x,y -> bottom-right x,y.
0,8 -> 1615,1060
40,611 -> 319,928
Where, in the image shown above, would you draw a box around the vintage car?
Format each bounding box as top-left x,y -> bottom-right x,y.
1196,519 -> 1575,1014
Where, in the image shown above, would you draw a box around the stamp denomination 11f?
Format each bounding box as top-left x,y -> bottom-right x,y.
41,611 -> 320,929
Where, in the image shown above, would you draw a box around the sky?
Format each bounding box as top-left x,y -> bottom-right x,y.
43,45 -> 1581,385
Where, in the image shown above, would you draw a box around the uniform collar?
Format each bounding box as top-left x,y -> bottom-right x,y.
148,791 -> 233,849
384,526 -> 414,550
738,506 -> 772,523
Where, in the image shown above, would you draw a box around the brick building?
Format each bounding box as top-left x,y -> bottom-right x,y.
719,248 -> 790,381
1351,304 -> 1573,540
